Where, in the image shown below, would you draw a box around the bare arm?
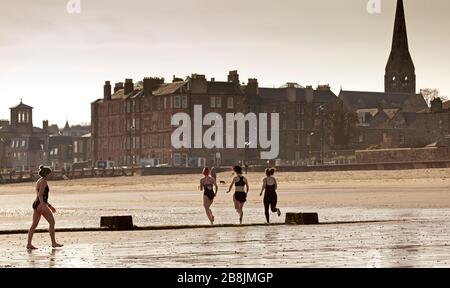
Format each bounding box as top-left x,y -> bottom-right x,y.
274,178 -> 278,191
226,177 -> 235,193
213,179 -> 218,195
199,178 -> 203,191
260,178 -> 266,196
245,178 -> 249,194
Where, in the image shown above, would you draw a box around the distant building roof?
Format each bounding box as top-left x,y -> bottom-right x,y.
339,90 -> 427,112
49,136 -> 72,147
259,87 -> 338,103
10,101 -> 33,110
206,81 -> 244,95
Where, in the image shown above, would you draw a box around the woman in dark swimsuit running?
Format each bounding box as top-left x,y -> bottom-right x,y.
27,166 -> 63,250
226,165 -> 249,224
260,168 -> 281,223
200,167 -> 218,225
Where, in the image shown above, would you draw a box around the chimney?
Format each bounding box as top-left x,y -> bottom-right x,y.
124,79 -> 134,95
43,120 -> 49,131
246,78 -> 259,97
190,74 -> 207,94
228,70 -> 240,85
143,77 -> 164,95
172,75 -> 183,83
317,84 -> 331,91
104,81 -> 112,101
430,98 -> 443,113
114,82 -> 124,93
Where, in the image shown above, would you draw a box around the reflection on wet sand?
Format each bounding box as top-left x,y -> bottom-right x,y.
2,215 -> 450,268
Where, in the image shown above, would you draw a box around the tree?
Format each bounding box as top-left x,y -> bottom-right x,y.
420,88 -> 449,107
325,106 -> 358,147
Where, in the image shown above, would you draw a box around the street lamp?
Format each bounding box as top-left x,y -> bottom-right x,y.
319,105 -> 325,165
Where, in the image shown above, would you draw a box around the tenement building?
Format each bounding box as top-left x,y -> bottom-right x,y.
91,72 -> 341,167
0,101 -> 49,171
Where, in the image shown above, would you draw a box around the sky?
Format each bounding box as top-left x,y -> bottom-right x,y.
1,0 -> 449,128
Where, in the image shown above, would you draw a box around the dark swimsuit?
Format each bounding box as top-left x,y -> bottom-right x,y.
263,180 -> 278,222
203,184 -> 215,201
234,176 -> 247,203
32,185 -> 49,209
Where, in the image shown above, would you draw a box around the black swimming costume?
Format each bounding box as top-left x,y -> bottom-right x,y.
234,192 -> 247,203
234,176 -> 247,203
263,184 -> 278,223
32,185 -> 49,210
204,186 -> 215,201
235,176 -> 246,187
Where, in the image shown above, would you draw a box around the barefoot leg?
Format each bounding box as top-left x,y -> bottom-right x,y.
203,196 -> 214,223
42,207 -> 63,248
27,210 -> 41,250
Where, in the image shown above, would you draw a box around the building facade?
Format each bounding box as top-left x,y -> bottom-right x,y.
0,101 -> 49,171
91,72 -> 342,167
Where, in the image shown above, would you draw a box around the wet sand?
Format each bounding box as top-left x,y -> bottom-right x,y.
0,169 -> 450,267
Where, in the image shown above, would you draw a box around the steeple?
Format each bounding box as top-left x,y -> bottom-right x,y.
385,0 -> 416,94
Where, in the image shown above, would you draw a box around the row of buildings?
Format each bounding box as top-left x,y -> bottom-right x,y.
0,102 -> 91,171
89,0 -> 448,168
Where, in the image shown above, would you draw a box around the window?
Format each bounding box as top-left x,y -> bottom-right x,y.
297,119 -> 302,130
400,134 -> 405,145
21,140 -> 26,147
295,134 -> 301,145
173,153 -> 182,166
210,96 -> 216,108
174,96 -> 181,108
227,97 -> 234,109
306,134 -> 311,146
182,96 -> 188,108
282,120 -> 287,130
359,134 -> 364,143
216,96 -> 222,108
295,151 -> 301,161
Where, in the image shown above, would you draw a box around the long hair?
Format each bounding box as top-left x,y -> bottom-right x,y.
202,167 -> 210,177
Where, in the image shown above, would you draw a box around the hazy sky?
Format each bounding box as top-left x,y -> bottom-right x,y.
1,0 -> 449,127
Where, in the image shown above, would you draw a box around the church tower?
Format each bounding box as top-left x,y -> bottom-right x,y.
10,100 -> 33,134
385,0 -> 416,94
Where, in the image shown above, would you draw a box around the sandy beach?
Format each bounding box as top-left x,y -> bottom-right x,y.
1,169 -> 450,267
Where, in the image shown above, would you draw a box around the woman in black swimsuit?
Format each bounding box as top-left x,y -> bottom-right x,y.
200,167 -> 218,225
260,168 -> 281,223
226,166 -> 249,224
27,166 -> 63,250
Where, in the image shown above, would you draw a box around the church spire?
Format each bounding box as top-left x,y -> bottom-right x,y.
384,0 -> 416,94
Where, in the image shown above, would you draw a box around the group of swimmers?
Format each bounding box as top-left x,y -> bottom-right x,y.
200,165 -> 281,225
27,164 -> 281,250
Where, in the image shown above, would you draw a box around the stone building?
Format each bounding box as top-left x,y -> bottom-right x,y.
415,98 -> 450,147
91,72 -> 342,167
339,0 -> 427,150
0,101 -> 49,171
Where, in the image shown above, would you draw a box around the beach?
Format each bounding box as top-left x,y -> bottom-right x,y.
1,169 -> 450,267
